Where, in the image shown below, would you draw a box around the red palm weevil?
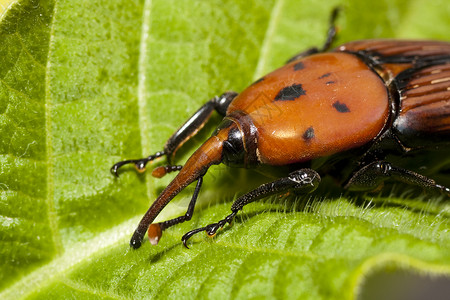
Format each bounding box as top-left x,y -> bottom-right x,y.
111,9 -> 450,249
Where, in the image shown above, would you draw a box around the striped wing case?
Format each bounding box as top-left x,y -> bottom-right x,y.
339,40 -> 450,147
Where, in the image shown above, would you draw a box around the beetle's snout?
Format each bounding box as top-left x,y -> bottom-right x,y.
130,135 -> 226,248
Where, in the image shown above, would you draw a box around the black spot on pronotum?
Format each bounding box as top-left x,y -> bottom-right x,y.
251,77 -> 265,85
332,101 -> 350,113
302,126 -> 315,141
293,62 -> 305,71
326,81 -> 335,85
319,73 -> 331,79
274,84 -> 306,101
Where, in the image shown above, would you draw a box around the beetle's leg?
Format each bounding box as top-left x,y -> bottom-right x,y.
286,7 -> 340,63
181,169 -> 321,248
151,165 -> 183,178
146,176 -> 204,245
345,161 -> 450,196
110,91 -> 238,176
110,151 -> 166,177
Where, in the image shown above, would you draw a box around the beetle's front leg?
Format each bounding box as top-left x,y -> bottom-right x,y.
286,7 -> 340,63
110,91 -> 238,176
181,169 -> 321,248
145,176 -> 204,245
345,161 -> 450,197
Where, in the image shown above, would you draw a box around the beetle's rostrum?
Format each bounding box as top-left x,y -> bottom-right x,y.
111,9 -> 450,249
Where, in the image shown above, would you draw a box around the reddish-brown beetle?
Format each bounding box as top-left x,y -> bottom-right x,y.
112,9 -> 450,249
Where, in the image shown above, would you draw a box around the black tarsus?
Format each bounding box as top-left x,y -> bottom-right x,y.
345,161 -> 450,197
163,165 -> 183,174
286,7 -> 341,64
153,165 -> 183,178
181,169 -> 321,248
321,7 -> 340,52
110,151 -> 166,177
182,211 -> 237,249
111,92 -> 238,176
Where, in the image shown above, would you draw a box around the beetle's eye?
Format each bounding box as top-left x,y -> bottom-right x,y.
222,127 -> 245,166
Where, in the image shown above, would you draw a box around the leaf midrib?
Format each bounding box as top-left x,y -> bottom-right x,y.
44,0 -> 62,254
137,0 -> 153,202
0,217 -> 141,299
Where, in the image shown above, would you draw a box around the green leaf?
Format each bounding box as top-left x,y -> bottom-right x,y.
0,0 -> 449,299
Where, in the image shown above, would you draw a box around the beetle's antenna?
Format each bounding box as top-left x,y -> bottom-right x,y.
130,136 -> 225,249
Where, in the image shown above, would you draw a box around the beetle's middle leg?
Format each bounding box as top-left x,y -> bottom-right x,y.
345,161 -> 450,197
286,7 -> 340,63
110,91 -> 238,176
181,169 -> 321,248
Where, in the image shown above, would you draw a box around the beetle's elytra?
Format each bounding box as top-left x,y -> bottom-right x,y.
111,9 -> 450,249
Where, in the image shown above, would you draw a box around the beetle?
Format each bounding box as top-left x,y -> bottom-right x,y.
111,9 -> 450,249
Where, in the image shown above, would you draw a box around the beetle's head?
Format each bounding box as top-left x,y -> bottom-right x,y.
130,112 -> 258,249
212,119 -> 244,166
213,111 -> 259,168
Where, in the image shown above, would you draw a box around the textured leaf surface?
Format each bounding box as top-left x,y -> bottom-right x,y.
0,0 -> 449,299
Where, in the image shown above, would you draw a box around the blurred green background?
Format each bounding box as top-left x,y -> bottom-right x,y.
0,0 -> 449,299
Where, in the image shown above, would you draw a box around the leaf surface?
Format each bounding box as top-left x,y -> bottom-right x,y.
0,0 -> 449,299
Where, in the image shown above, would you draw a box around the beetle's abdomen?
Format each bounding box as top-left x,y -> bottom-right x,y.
393,62 -> 450,147
228,52 -> 389,165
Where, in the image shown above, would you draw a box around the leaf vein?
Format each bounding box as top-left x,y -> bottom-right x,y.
14,32 -> 46,69
137,0 -> 153,201
44,0 -> 63,254
61,278 -> 128,300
